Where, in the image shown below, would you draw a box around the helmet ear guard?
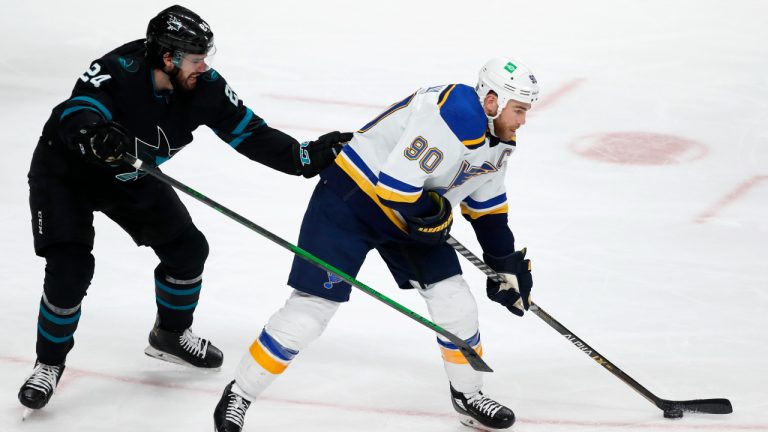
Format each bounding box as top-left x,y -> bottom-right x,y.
476,57 -> 539,120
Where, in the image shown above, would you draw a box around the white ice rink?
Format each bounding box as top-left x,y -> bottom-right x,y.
1,1 -> 767,431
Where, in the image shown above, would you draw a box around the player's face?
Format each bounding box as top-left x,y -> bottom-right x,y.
173,53 -> 212,91
493,99 -> 530,142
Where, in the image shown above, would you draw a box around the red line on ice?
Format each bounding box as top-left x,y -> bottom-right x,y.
261,94 -> 385,109
531,78 -> 585,112
262,78 -> 585,114
694,175 -> 768,223
6,355 -> 761,429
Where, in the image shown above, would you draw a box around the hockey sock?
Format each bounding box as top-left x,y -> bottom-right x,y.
36,243 -> 93,365
154,265 -> 201,331
36,293 -> 80,365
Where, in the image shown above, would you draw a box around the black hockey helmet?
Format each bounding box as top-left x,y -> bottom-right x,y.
146,5 -> 214,67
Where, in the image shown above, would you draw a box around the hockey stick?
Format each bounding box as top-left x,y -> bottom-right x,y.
446,236 -> 732,418
123,155 -> 491,372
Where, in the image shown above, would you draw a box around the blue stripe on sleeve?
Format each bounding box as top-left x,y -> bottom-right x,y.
378,172 -> 421,193
68,96 -> 113,120
229,132 -> 253,149
342,145 -> 379,185
59,106 -> 104,122
358,92 -> 416,133
232,108 -> 254,135
463,193 -> 507,210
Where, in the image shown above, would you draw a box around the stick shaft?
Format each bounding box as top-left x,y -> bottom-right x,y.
124,155 -> 492,372
449,236 -> 732,414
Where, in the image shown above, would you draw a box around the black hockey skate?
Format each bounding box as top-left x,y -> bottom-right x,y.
18,361 -> 65,412
214,380 -> 252,432
144,325 -> 223,369
450,384 -> 515,430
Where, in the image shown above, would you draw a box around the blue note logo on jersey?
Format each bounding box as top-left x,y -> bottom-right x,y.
441,160 -> 499,191
323,272 -> 343,289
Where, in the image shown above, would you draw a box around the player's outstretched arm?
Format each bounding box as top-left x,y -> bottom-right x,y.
293,131 -> 352,178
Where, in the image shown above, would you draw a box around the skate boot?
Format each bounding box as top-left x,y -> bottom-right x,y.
450,384 -> 515,430
214,380 -> 252,432
18,361 -> 66,411
144,325 -> 223,369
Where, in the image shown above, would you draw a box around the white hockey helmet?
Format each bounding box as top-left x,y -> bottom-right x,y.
476,57 -> 539,119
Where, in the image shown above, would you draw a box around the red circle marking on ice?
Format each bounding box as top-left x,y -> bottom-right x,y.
570,132 -> 708,165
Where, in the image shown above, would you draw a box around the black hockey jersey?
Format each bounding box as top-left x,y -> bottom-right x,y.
38,39 -> 300,181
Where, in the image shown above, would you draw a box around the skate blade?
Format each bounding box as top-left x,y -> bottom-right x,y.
458,415 -> 502,432
144,346 -> 221,372
22,408 -> 35,421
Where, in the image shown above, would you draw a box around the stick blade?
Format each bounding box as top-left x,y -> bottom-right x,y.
661,398 -> 733,415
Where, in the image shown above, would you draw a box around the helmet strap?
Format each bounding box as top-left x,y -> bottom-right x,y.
483,93 -> 505,138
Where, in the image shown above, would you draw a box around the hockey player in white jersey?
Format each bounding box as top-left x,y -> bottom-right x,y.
214,57 -> 540,431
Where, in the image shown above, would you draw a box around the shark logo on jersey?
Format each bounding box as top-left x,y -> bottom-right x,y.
166,16 -> 182,31
438,160 -> 499,192
116,126 -> 185,182
118,57 -> 139,73
323,272 -> 343,289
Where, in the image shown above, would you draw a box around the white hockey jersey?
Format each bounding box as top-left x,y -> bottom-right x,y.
333,84 -> 515,232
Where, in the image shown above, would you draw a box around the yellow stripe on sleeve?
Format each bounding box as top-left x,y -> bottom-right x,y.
462,134 -> 486,147
374,184 -> 421,203
249,340 -> 289,374
441,344 -> 484,365
460,203 -> 509,220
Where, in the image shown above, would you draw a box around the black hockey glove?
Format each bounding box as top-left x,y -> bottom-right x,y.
484,248 -> 533,317
294,131 -> 352,178
74,121 -> 130,167
404,192 -> 453,245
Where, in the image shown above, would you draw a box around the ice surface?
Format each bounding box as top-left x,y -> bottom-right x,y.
1,1 -> 766,431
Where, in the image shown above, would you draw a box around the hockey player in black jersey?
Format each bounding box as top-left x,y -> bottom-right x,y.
18,5 -> 351,415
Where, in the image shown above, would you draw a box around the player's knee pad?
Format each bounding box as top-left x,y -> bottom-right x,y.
153,224 -> 209,278
42,243 -> 94,308
419,275 -> 483,393
265,290 -> 341,351
417,274 -> 479,340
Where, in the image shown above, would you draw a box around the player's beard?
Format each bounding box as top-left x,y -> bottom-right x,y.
491,118 -> 517,143
173,72 -> 199,92
167,66 -> 199,92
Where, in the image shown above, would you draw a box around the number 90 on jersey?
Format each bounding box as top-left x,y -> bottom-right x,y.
403,136 -> 443,174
